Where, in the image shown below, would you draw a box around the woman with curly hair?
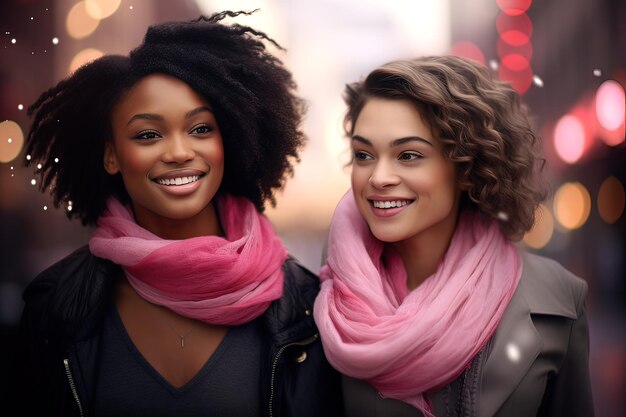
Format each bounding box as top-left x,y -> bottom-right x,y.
314,56 -> 594,417
9,11 -> 341,416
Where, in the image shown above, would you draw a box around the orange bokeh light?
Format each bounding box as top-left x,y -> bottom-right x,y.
598,176 -> 625,224
553,182 -> 591,230
523,203 -> 554,249
0,120 -> 24,163
68,48 -> 104,74
66,1 -> 100,39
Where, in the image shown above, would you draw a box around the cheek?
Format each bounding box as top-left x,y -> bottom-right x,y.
115,144 -> 151,173
206,137 -> 225,167
350,166 -> 369,190
428,168 -> 459,206
422,163 -> 457,194
213,143 -> 225,167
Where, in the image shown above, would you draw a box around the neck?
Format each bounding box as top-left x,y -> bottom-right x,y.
391,211 -> 460,290
133,203 -> 224,240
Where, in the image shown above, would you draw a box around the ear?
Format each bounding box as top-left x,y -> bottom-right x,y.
103,142 -> 120,175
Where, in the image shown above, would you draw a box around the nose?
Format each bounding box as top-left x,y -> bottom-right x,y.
368,160 -> 400,189
162,134 -> 195,164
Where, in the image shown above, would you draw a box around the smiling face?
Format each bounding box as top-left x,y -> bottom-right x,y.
350,97 -> 461,247
104,74 -> 224,238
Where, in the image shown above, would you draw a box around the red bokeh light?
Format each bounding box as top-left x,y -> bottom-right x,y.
501,53 -> 530,71
554,114 -> 586,164
497,12 -> 533,43
496,0 -> 532,16
497,38 -> 533,61
500,30 -> 530,46
449,41 -> 485,65
595,80 -> 626,131
499,64 -> 533,94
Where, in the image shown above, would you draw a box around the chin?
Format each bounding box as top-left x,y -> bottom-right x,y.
367,225 -> 406,243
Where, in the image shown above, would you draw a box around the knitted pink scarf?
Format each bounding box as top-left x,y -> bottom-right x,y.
314,192 -> 521,416
89,195 -> 286,325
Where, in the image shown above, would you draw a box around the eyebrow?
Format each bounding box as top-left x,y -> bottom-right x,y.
351,135 -> 433,147
126,106 -> 214,126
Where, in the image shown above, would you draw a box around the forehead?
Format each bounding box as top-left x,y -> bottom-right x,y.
353,98 -> 433,142
113,73 -> 209,117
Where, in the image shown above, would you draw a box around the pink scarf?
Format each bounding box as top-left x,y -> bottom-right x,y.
89,195 -> 287,325
314,192 -> 521,416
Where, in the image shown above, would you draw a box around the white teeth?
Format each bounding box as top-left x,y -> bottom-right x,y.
156,175 -> 200,186
372,200 -> 410,209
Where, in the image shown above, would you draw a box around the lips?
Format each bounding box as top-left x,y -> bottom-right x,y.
154,175 -> 203,186
151,169 -> 206,186
368,197 -> 415,218
371,199 -> 412,209
369,198 -> 414,208
151,169 -> 207,196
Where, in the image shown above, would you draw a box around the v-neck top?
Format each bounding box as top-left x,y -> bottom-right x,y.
94,304 -> 262,416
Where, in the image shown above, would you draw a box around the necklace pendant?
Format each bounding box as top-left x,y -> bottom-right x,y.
180,337 -> 185,348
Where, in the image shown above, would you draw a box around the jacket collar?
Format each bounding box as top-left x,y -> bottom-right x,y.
261,256 -> 320,347
478,273 -> 541,417
478,251 -> 578,417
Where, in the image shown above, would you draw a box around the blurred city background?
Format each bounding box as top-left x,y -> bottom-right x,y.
1,0 -> 624,415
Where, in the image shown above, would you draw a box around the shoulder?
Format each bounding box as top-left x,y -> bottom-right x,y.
518,251 -> 588,319
24,245 -> 114,301
281,255 -> 321,307
22,245 -> 118,341
261,256 -> 320,341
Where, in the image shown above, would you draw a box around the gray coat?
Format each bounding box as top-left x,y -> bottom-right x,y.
342,251 -> 594,417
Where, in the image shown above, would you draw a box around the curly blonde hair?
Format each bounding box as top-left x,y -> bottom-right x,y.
344,55 -> 548,240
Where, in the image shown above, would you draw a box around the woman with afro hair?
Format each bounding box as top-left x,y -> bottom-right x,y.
314,56 -> 594,417
8,11 -> 341,416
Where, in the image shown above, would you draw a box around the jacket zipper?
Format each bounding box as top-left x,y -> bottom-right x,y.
268,333 -> 319,417
63,358 -> 84,417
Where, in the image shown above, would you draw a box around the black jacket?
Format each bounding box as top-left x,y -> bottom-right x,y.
7,246 -> 342,416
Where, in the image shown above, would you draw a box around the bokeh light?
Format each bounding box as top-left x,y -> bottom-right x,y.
85,0 -> 122,20
501,53 -> 530,71
498,64 -> 533,94
595,80 -> 625,147
496,0 -> 532,16
497,38 -> 533,63
496,0 -> 533,95
553,182 -> 591,230
68,48 -> 105,74
66,1 -> 100,39
449,41 -> 485,64
497,13 -> 533,45
523,203 -> 554,249
598,176 -> 625,224
554,114 -> 585,163
0,120 -> 24,163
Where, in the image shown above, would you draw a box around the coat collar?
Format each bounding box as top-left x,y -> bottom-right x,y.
478,251 -> 579,417
478,272 -> 541,417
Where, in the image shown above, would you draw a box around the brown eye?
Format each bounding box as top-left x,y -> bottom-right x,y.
190,124 -> 213,135
134,130 -> 160,140
353,151 -> 373,161
399,151 -> 421,161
